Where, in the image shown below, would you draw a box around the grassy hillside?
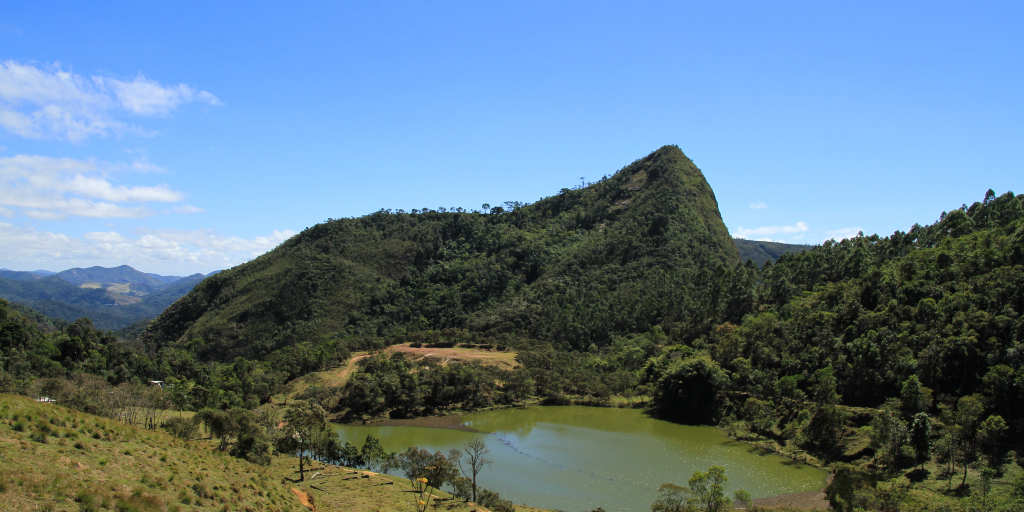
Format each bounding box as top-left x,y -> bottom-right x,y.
734,238 -> 812,266
143,145 -> 740,361
0,393 -> 505,512
0,393 -> 299,511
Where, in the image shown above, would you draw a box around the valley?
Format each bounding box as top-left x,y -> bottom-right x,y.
1,146 -> 1023,511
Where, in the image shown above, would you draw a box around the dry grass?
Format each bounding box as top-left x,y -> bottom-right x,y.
0,393 -> 552,512
385,343 -> 519,370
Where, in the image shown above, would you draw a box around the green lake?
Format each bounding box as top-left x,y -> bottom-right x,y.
333,406 -> 825,512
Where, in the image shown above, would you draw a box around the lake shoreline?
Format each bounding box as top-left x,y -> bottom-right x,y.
335,404 -> 831,511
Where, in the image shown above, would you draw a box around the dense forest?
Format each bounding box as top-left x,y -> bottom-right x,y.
140,145 -> 739,361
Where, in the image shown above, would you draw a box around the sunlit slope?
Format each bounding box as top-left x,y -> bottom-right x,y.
143,145 -> 739,359
0,394 -> 298,512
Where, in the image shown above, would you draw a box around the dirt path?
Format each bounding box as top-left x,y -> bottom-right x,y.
334,354 -> 369,385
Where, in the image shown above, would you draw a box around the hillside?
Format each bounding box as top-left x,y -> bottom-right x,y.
0,393 -> 487,512
734,238 -> 812,266
0,273 -> 208,331
143,145 -> 739,361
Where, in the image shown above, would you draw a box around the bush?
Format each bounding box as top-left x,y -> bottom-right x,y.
161,417 -> 200,441
477,488 -> 515,512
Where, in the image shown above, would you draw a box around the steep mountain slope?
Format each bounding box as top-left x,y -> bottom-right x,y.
144,146 -> 740,361
734,238 -> 812,266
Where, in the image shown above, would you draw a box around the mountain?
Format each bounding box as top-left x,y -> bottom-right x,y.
145,272 -> 184,283
142,146 -> 740,361
0,272 -> 209,331
55,264 -> 169,287
0,269 -> 40,281
734,238 -> 812,266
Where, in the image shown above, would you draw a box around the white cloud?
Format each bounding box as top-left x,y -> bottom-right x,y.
823,227 -> 864,242
0,223 -> 295,273
0,60 -> 220,141
750,201 -> 767,209
0,206 -> 12,218
733,221 -> 809,239
173,204 -> 204,214
84,231 -> 127,243
98,75 -> 222,116
0,154 -> 189,219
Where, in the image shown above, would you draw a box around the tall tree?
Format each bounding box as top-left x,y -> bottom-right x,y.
279,401 -> 328,481
450,438 -> 493,503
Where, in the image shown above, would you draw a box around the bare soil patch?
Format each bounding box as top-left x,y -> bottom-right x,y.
385,344 -> 519,370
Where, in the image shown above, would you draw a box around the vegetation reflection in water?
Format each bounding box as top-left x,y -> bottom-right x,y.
333,406 -> 825,512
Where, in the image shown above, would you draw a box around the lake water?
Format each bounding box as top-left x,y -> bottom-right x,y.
332,406 -> 825,512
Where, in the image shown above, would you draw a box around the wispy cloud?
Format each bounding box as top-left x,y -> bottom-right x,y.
0,60 -> 220,141
173,204 -> 204,214
750,201 -> 767,209
824,227 -> 863,242
0,223 -> 296,271
733,221 -> 809,240
0,154 -> 187,219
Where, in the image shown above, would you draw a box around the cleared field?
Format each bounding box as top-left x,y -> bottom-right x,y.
282,344 -> 519,401
385,343 -> 519,370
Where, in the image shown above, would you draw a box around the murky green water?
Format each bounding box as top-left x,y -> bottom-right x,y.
333,406 -> 825,512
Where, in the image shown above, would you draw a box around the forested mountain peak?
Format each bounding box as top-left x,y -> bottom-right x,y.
142,146 -> 739,362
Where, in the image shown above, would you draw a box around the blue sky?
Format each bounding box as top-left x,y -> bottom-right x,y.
0,1 -> 1021,275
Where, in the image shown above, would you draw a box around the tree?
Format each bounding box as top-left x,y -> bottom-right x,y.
279,401 -> 328,481
361,434 -> 396,473
451,438 -> 492,503
899,375 -> 931,414
165,376 -> 195,418
652,465 -> 746,512
648,353 -> 729,424
805,366 -> 845,453
871,398 -> 910,474
909,412 -> 931,470
977,415 -> 1007,464
196,408 -> 242,451
741,397 -> 775,446
939,394 -> 985,488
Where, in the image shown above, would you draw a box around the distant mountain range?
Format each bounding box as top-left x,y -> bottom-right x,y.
0,265 -> 218,331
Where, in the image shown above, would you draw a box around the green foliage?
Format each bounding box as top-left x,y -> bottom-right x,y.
645,351 -> 728,424
277,400 -> 328,481
909,412 -> 931,469
733,238 -> 810,267
871,399 -> 911,474
804,367 -> 846,453
161,416 -> 200,441
652,465 -> 744,512
143,146 -> 740,360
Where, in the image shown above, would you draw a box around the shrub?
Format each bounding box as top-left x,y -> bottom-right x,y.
192,482 -> 210,500
29,428 -> 49,443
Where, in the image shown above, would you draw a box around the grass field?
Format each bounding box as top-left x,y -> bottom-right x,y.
0,393 -> 550,512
